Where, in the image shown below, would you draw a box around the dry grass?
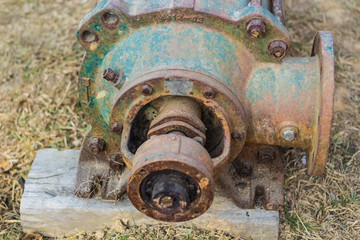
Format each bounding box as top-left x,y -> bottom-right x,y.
0,0 -> 359,239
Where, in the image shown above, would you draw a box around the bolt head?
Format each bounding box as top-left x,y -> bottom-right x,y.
141,84 -> 153,96
246,18 -> 266,38
231,130 -> 244,141
282,128 -> 297,141
87,137 -> 105,154
111,123 -> 123,134
102,11 -> 119,27
81,30 -> 98,43
203,87 -> 216,99
268,40 -> 288,59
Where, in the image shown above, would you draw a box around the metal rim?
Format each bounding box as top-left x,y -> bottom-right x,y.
109,69 -> 247,175
307,31 -> 335,176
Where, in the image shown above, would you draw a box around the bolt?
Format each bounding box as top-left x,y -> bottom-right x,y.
282,128 -> 297,141
258,146 -> 275,162
160,196 -> 175,209
81,30 -> 98,43
141,84 -> 153,96
103,68 -> 119,83
109,153 -> 125,171
246,18 -> 266,38
111,123 -> 123,134
268,40 -> 288,59
231,130 -> 244,141
102,12 -> 119,26
87,137 -> 105,154
203,87 -> 216,99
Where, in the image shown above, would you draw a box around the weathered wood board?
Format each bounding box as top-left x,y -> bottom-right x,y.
20,149 -> 279,239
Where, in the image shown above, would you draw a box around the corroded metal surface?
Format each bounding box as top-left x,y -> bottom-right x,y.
127,134 -> 214,222
74,0 -> 335,222
110,69 -> 247,176
307,31 -> 335,176
217,144 -> 284,210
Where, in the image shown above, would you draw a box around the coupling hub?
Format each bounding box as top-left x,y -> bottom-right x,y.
127,134 -> 214,222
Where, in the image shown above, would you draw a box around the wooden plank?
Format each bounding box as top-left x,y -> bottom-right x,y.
20,149 -> 279,239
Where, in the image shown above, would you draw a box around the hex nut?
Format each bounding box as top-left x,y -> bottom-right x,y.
246,18 -> 266,38
268,40 -> 288,59
87,137 -> 105,154
103,68 -> 118,83
282,128 -> 297,141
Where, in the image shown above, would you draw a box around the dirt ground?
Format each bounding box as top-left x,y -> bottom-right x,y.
0,0 -> 359,239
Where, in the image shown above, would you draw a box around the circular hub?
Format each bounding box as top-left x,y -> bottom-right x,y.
127,134 -> 214,222
140,170 -> 200,215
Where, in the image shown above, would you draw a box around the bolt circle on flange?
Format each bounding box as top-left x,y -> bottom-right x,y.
246,18 -> 266,38
110,69 -> 248,175
203,87 -> 216,99
87,137 -> 105,154
111,123 -> 123,134
141,84 -> 153,96
268,40 -> 288,59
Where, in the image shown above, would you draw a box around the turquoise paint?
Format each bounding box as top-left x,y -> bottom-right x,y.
77,0 -> 329,143
245,56 -> 320,119
93,23 -> 246,122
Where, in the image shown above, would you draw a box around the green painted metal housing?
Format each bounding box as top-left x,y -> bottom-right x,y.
77,0 -> 334,176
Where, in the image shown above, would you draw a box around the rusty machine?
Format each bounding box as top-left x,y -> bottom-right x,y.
74,0 -> 334,222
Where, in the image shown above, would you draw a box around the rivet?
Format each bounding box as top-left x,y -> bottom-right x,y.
203,87 -> 216,99
141,84 -> 153,96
